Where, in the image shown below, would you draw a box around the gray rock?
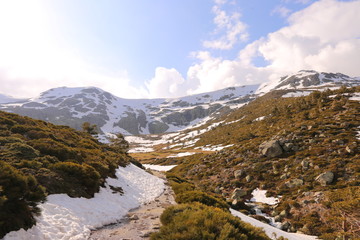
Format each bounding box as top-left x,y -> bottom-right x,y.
301,160 -> 309,170
285,179 -> 304,188
280,221 -> 291,231
129,214 -> 139,220
245,175 -> 252,182
231,188 -> 247,201
274,215 -> 282,222
234,169 -> 244,178
282,142 -> 294,152
259,140 -> 283,158
315,171 -> 334,186
345,146 -> 354,154
279,210 -> 288,217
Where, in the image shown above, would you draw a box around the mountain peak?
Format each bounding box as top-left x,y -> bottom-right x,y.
257,70 -> 360,93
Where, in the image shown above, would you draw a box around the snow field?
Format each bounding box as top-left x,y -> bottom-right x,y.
4,164 -> 165,240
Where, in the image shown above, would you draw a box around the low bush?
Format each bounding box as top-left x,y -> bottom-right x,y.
151,203 -> 270,240
175,190 -> 229,211
0,161 -> 46,238
52,162 -> 101,193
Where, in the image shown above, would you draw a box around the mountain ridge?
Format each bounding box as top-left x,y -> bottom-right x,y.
1,70 -> 359,139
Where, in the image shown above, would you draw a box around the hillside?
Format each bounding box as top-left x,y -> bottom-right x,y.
143,86 -> 360,239
0,110 -> 134,238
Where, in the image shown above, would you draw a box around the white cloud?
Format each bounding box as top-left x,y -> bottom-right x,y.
282,0 -> 313,4
145,0 -> 360,98
145,67 -> 187,98
203,2 -> 248,50
272,5 -> 292,17
214,0 -> 227,5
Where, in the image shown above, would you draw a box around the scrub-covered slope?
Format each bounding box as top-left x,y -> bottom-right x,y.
0,110 -> 131,238
162,86 -> 360,239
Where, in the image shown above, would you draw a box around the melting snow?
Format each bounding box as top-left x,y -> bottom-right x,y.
254,116 -> 265,121
128,147 -> 154,153
282,91 -> 311,98
167,152 -> 196,158
250,188 -> 279,205
195,144 -> 234,151
143,164 -> 177,171
4,164 -> 165,240
230,209 -> 318,240
350,93 -> 360,101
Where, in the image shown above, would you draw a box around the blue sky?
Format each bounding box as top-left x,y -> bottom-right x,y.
0,0 -> 359,98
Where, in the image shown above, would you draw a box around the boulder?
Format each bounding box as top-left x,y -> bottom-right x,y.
245,175 -> 252,182
234,169 -> 244,178
274,215 -> 282,222
301,160 -> 309,170
315,171 -> 334,186
231,188 -> 247,201
259,140 -> 284,158
279,210 -> 288,218
280,221 -> 291,231
285,179 -> 304,188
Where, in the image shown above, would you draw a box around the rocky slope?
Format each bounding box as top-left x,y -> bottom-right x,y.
147,86 -> 360,239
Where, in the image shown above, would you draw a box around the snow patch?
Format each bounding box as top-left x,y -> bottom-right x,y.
254,116 -> 265,121
128,146 -> 154,153
350,92 -> 360,101
230,209 -> 318,240
250,188 -> 279,205
195,144 -> 234,151
282,91 -> 311,98
4,164 -> 165,240
167,152 -> 196,158
143,164 -> 177,172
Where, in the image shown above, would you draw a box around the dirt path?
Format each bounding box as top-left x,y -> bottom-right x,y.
89,171 -> 175,240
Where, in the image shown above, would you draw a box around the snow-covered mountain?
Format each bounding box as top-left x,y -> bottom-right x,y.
0,85 -> 259,136
1,70 -> 359,138
257,70 -> 360,93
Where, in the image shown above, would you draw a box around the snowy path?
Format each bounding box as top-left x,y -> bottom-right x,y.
89,171 -> 176,240
3,164 -> 165,240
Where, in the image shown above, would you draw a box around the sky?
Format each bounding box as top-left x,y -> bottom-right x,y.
0,0 -> 359,99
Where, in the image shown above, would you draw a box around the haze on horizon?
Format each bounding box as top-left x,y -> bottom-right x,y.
0,0 -> 359,99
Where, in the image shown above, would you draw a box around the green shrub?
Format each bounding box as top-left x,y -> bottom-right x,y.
29,138 -> 77,161
52,162 -> 100,188
171,182 -> 195,195
0,136 -> 24,145
151,203 -> 270,240
0,161 -> 46,238
175,191 -> 229,211
6,142 -> 39,159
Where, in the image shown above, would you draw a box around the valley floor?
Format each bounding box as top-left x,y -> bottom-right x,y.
90,171 -> 176,240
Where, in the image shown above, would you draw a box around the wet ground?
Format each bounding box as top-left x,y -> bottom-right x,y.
89,171 -> 175,240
